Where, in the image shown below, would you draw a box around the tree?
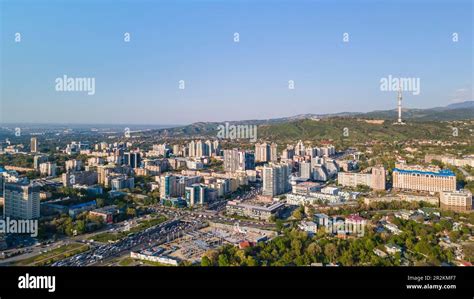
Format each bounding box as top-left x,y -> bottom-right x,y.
201,256 -> 213,266
292,209 -> 304,221
75,220 -> 86,234
306,205 -> 316,219
324,243 -> 337,263
203,249 -> 219,265
126,208 -> 137,218
306,242 -> 322,259
291,239 -> 303,254
96,198 -> 105,208
218,254 -> 230,266
246,256 -> 258,266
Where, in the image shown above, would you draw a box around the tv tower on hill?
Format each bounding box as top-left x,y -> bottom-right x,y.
394,85 -> 405,125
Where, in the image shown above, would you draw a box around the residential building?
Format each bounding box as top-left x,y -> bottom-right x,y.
262,163 -> 291,197
440,190 -> 472,212
3,181 -> 40,219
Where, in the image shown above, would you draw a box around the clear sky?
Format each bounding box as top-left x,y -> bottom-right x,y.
0,0 -> 472,125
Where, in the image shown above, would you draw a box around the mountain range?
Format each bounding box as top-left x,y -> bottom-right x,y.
150,101 -> 474,138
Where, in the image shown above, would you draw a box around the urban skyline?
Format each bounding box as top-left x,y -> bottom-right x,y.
0,0 -> 473,296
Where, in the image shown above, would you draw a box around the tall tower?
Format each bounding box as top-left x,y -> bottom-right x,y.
30,137 -> 38,153
397,87 -> 402,124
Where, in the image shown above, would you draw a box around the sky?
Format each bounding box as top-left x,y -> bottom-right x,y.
0,0 -> 472,125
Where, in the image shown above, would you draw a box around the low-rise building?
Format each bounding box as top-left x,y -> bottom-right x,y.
440,190 -> 472,212
226,200 -> 285,220
89,205 -> 119,223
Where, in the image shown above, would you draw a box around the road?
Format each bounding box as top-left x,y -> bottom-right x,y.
53,218 -> 205,266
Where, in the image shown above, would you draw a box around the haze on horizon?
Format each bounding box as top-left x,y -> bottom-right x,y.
1,0 -> 472,125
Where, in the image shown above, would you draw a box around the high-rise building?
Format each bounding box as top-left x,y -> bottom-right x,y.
371,166 -> 386,191
224,149 -> 255,172
195,140 -> 205,157
159,174 -> 201,199
255,142 -> 278,162
281,146 -> 295,160
393,164 -> 456,192
30,137 -> 38,153
33,155 -> 48,170
213,140 -> 221,155
111,176 -> 135,191
239,151 -> 255,171
160,174 -> 177,198
152,143 -> 171,157
299,161 -> 312,180
65,159 -> 83,173
255,143 -> 270,162
262,163 -> 291,197
205,140 -> 213,156
39,162 -> 57,177
62,171 -> 98,187
224,149 -> 239,173
320,145 -> 336,157
124,152 -> 141,168
3,181 -> 40,219
185,184 -> 208,206
295,140 -> 305,156
188,140 -> 196,157
337,166 -> 386,190
270,143 -> 278,162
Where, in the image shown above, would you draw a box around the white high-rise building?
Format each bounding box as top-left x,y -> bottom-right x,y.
299,161 -> 312,180
262,163 -> 291,197
295,140 -> 305,156
188,140 -> 196,157
4,181 -> 40,219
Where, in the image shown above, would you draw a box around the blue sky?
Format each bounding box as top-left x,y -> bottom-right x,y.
1,0 -> 472,125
